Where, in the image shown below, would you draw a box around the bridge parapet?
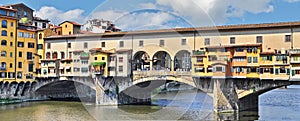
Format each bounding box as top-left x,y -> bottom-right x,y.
133,71 -> 191,80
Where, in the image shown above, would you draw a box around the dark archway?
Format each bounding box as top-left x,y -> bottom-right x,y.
174,50 -> 191,71
152,51 -> 172,71
133,51 -> 150,71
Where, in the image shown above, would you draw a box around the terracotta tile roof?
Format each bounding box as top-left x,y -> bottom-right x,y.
117,49 -> 132,53
59,21 -> 81,26
89,48 -> 114,54
46,21 -> 300,40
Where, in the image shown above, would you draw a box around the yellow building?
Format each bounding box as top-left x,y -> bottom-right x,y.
0,6 -> 17,82
90,48 -> 114,77
16,26 -> 37,82
58,21 -> 81,35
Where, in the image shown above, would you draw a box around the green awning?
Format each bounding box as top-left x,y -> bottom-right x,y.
92,62 -> 106,66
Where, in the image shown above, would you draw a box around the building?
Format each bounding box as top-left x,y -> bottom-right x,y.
59,21 -> 81,35
82,19 -> 121,33
4,3 -> 34,24
90,48 -> 114,77
42,21 -> 300,81
0,6 -> 18,82
32,17 -> 50,29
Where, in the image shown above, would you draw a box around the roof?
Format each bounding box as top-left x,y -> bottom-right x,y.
0,6 -> 17,11
3,3 -> 34,11
59,21 -> 82,26
46,21 -> 300,40
72,50 -> 84,53
89,48 -> 114,54
117,49 -> 132,53
33,17 -> 50,22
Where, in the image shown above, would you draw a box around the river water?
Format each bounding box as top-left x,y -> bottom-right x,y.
0,85 -> 299,120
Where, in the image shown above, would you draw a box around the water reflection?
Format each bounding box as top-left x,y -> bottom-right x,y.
0,85 -> 299,120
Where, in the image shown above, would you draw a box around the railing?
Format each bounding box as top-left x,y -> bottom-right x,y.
133,70 -> 192,77
290,49 -> 300,54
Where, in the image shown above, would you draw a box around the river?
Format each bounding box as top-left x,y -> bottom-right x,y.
0,85 -> 299,120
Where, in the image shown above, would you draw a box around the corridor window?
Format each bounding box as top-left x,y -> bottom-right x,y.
256,36 -> 263,43
230,37 -> 235,44
204,38 -> 210,45
119,57 -> 123,63
181,39 -> 187,45
139,40 -> 143,47
47,43 -> 51,49
119,41 -> 124,48
84,42 -> 88,49
68,43 -> 71,48
159,40 -> 164,46
101,42 -> 105,47
285,35 -> 291,42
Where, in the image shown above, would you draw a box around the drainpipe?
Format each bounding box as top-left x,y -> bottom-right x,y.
291,26 -> 294,49
194,30 -> 196,51
14,22 -> 18,82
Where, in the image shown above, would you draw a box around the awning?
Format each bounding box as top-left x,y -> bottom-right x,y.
92,62 -> 106,66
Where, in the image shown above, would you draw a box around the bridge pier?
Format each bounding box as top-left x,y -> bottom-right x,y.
213,78 -> 239,113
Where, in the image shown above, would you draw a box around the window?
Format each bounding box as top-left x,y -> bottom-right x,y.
247,57 -> 252,63
68,43 -> 71,48
8,12 -> 15,17
39,33 -> 42,39
27,52 -> 33,60
196,57 -> 203,62
119,41 -> 124,48
119,66 -> 123,72
1,51 -> 6,57
139,40 -> 143,47
28,43 -> 34,48
1,40 -> 7,46
94,57 -> 97,60
253,57 -> 258,63
81,67 -> 89,73
38,44 -> 43,49
204,38 -> 210,45
46,52 -> 51,59
159,40 -> 164,46
47,43 -> 51,49
18,62 -> 22,68
285,35 -> 291,42
61,52 -> 65,59
69,31 -> 71,35
10,42 -> 13,46
19,51 -> 22,57
18,32 -> 24,37
10,63 -> 12,68
0,9 -> 6,15
101,42 -> 105,48
10,32 -> 13,37
235,48 -> 244,52
65,25 -> 68,28
215,67 -> 224,72
280,67 -> 286,73
1,20 -> 7,28
195,67 -> 204,72
17,72 -> 22,79
83,42 -> 88,49
181,39 -> 187,45
28,64 -> 34,72
1,30 -> 7,36
69,52 -> 72,59
256,36 -> 263,43
230,37 -> 235,44
119,57 -> 123,63
102,57 -> 105,60
42,23 -> 46,28
18,42 -> 24,47
10,52 -> 12,57
52,52 -> 57,59
10,22 -> 13,27
234,57 -> 245,62
24,11 -> 27,17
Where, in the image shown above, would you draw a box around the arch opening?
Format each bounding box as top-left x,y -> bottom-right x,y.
152,51 -> 172,71
174,50 -> 191,71
133,51 -> 150,71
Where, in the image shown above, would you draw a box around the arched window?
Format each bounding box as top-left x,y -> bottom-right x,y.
39,33 -> 42,39
52,52 -> 58,59
2,20 -> 7,28
1,51 -> 6,57
1,30 -> 7,36
1,62 -> 6,68
1,40 -> 7,46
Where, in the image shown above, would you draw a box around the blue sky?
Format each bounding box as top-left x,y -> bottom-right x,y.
1,0 -> 300,31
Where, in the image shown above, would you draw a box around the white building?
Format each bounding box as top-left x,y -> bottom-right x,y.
82,19 -> 121,33
32,16 -> 50,29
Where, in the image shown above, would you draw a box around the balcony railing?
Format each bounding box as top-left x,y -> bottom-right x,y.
290,49 -> 300,54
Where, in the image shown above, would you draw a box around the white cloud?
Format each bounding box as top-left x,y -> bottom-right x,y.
285,0 -> 300,3
88,10 -> 125,22
35,6 -> 85,24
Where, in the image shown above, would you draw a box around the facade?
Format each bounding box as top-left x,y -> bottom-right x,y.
0,6 -> 17,82
32,17 -> 50,29
82,19 -> 121,33
4,3 -> 34,24
42,21 -> 300,81
59,21 -> 81,35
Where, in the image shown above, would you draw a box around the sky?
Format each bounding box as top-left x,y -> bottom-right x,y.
1,0 -> 300,31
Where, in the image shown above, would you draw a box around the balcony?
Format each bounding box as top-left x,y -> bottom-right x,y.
290,49 -> 300,55
80,52 -> 90,59
193,50 -> 205,56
